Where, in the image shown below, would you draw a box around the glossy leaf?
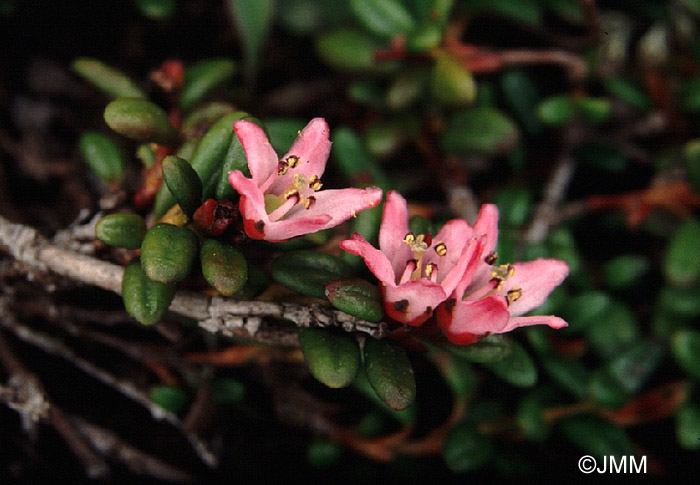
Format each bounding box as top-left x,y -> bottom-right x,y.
537,95 -> 575,125
500,69 -> 542,135
664,218 -> 700,286
316,29 -> 385,73
140,223 -> 198,284
298,327 -> 361,388
364,338 -> 416,410
559,415 -> 635,459
484,342 -> 537,387
104,98 -> 179,146
72,58 -> 146,99
431,53 -> 476,107
445,334 -> 514,364
440,107 -> 519,155
228,0 -> 274,83
442,421 -> 493,473
676,404 -> 700,450
602,254 -> 649,290
272,250 -> 354,299
200,239 -> 248,296
122,261 -> 176,325
162,155 -> 203,217
95,213 -> 147,250
181,58 -> 236,111
149,385 -> 188,414
671,329 -> 700,380
78,132 -> 125,183
332,127 -> 391,189
325,278 -> 383,322
349,0 -> 416,38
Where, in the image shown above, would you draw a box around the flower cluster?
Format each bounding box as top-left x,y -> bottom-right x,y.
230,118 -> 568,345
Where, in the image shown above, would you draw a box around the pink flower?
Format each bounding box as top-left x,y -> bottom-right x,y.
228,118 -> 383,241
436,206 -> 569,345
340,191 -> 484,326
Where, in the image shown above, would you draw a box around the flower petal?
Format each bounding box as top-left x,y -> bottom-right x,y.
437,295 -> 510,345
269,118 -> 332,195
421,219 -> 476,291
504,315 -> 568,332
230,169 -> 268,221
467,204 -> 500,292
383,280 -> 447,326
285,186 -> 383,226
340,234 -> 395,285
233,120 -> 279,185
493,258 -> 569,316
256,214 -> 332,241
379,191 -> 413,278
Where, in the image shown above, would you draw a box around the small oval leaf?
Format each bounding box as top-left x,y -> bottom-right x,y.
272,250 -> 354,299
78,132 -> 125,183
444,334 -> 514,364
162,155 -> 203,217
95,213 -> 147,250
671,329 -> 700,380
484,342 -> 537,387
181,58 -> 236,111
440,107 -> 519,156
140,223 -> 198,284
122,261 -> 176,325
363,338 -> 416,410
200,239 -> 248,296
325,278 -> 384,322
431,53 -> 476,107
664,218 -> 700,286
104,98 -> 179,146
442,421 -> 493,473
72,57 -> 146,99
298,327 -> 361,388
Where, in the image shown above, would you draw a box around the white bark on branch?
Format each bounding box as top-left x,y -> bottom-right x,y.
0,215 -> 387,343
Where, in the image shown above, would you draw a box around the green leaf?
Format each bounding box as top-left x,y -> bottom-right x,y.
607,340 -> 664,394
307,439 -> 342,469
140,223 -> 198,284
577,144 -> 627,173
386,67 -> 429,110
353,369 -> 416,424
577,97 -> 612,124
588,367 -> 629,408
537,94 -> 575,125
500,69 -> 542,135
181,58 -> 236,111
212,377 -> 245,405
200,239 -> 248,296
364,338 -> 416,410
494,186 -> 532,227
341,204 -> 383,271
559,415 -> 635,459
671,329 -> 700,380
349,0 -> 416,38
72,58 -> 146,99
656,285 -> 700,319
684,139 -> 700,192
431,53 -> 476,107
95,213 -> 147,250
484,341 -> 537,387
78,132 -> 125,183
122,261 -> 176,325
364,117 -> 420,159
162,155 -> 203,217
133,0 -> 177,19
228,0 -> 274,83
440,107 -> 519,155
332,127 -> 391,189
405,20 -> 444,52
104,98 -> 179,146
664,218 -> 700,286
154,111 -> 249,218
149,385 -> 188,414
231,264 -> 269,300
516,390 -> 551,442
563,291 -> 612,332
602,254 -> 649,290
603,77 -> 652,111
316,28 -> 386,73
272,250 -> 354,299
442,421 -> 493,473
538,353 -> 588,399
585,301 -> 640,359
444,334 -> 514,364
463,0 -> 543,25
263,117 -> 308,154
325,278 -> 384,322
298,327 -> 361,388
676,404 -> 700,450
181,101 -> 236,135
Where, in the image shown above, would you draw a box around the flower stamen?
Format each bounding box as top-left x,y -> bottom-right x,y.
399,259 -> 417,285
425,263 -> 438,282
506,286 -> 522,306
434,241 -> 447,256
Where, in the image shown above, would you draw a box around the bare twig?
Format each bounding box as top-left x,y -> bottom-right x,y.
71,416 -> 195,482
0,296 -> 219,468
0,215 -> 387,342
524,154 -> 577,244
0,330 -> 109,478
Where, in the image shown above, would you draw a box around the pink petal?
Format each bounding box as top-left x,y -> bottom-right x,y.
269,118 -> 332,195
493,258 -> 569,317
421,219 -> 475,290
504,315 -> 568,332
285,186 -> 383,226
233,120 -> 279,185
230,169 -> 268,221
340,234 -> 396,285
379,191 -> 413,278
437,295 -> 510,345
467,204 -> 500,292
383,280 -> 447,326
256,214 -> 332,242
